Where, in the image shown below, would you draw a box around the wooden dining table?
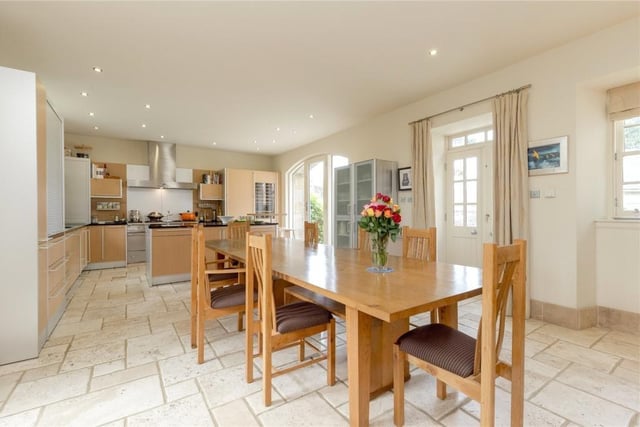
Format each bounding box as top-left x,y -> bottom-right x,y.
206,237 -> 483,427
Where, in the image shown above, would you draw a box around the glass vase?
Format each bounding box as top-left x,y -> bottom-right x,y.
368,232 -> 392,273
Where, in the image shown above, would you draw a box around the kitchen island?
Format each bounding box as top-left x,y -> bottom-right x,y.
146,222 -> 277,285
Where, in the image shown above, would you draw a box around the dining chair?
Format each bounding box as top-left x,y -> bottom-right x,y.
282,222 -> 346,318
226,220 -> 250,240
245,232 -> 336,406
303,221 -> 319,246
402,226 -> 438,323
358,228 -> 371,252
190,225 -> 255,364
393,239 -> 526,426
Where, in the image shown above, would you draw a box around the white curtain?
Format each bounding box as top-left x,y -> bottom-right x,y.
411,119 -> 435,228
493,89 -> 529,245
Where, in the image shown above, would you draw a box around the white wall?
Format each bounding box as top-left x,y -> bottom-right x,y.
274,17 -> 640,313
0,66 -> 40,362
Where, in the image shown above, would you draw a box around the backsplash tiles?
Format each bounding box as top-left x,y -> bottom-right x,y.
127,188 -> 193,220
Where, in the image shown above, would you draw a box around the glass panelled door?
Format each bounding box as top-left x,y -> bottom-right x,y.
334,165 -> 353,248
288,156 -> 327,242
446,148 -> 483,267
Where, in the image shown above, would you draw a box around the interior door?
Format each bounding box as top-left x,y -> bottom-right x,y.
445,148 -> 484,267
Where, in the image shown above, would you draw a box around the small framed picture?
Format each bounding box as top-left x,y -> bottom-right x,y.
528,136 -> 569,176
398,167 -> 412,191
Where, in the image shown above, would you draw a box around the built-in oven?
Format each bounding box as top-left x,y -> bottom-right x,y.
127,223 -> 147,263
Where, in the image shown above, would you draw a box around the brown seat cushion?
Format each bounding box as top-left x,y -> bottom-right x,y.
275,302 -> 333,334
207,271 -> 239,283
210,284 -> 256,309
396,323 -> 476,378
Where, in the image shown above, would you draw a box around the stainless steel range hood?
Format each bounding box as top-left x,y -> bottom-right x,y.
127,142 -> 196,189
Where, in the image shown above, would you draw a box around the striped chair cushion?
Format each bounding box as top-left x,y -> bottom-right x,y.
207,272 -> 239,283
396,323 -> 476,378
275,302 -> 333,334
210,284 -> 256,308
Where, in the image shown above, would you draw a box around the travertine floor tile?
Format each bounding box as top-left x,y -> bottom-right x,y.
126,328 -> 184,367
530,381 -> 635,426
38,376 -> 164,427
0,368 -> 90,416
90,362 -> 157,392
543,340 -> 620,372
198,365 -> 262,408
127,394 -> 214,426
60,340 -> 125,372
211,399 -> 260,427
259,393 -> 347,427
0,407 -> 40,427
158,352 -> 222,386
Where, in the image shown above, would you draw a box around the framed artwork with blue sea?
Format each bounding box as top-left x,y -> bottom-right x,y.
528,136 -> 568,176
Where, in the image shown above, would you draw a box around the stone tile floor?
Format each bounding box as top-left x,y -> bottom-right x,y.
0,264 -> 638,426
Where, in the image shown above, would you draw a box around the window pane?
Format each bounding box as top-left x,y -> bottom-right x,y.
466,157 -> 477,179
622,183 -> 640,211
454,182 -> 464,203
454,205 -> 464,226
453,159 -> 464,181
624,125 -> 640,151
624,117 -> 640,126
467,181 -> 477,203
451,136 -> 465,148
623,155 -> 640,182
467,131 -> 485,144
466,204 -> 477,227
487,129 -> 494,141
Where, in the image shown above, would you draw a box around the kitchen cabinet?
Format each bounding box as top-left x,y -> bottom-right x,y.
224,169 -> 279,218
65,157 -> 91,224
46,100 -> 65,237
148,227 -> 192,285
333,159 -> 397,248
64,230 -> 81,293
87,225 -> 126,269
250,224 -> 277,237
200,183 -> 223,200
80,227 -> 89,269
91,178 -> 123,198
46,236 -> 66,327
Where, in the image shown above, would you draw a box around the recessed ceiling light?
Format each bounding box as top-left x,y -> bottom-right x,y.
212,142 -> 217,146
308,114 -> 314,119
428,49 -> 438,56
141,124 -> 147,128
92,66 -> 103,73
276,127 -> 280,132
253,140 -> 257,144
93,126 -> 99,130
160,135 -> 165,139
81,91 -> 88,97
88,112 -> 95,117
256,147 -> 260,151
145,104 -> 151,109
292,129 -> 297,134
272,139 -> 276,144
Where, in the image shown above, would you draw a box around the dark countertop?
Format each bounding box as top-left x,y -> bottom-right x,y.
88,221 -> 128,226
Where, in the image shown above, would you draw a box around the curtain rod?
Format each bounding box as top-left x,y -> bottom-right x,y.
408,84 -> 532,125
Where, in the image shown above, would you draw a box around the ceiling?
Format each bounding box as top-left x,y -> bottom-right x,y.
1,2 -> 638,155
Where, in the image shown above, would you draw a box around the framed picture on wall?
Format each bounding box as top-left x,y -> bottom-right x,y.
527,136 -> 569,176
398,167 -> 412,191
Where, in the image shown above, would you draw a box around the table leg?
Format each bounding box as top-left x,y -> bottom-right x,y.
346,306 -> 371,427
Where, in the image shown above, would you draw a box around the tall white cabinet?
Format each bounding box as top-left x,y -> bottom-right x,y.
333,159 -> 397,248
65,157 -> 91,224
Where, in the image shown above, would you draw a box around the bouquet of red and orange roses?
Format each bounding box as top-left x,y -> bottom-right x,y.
358,192 -> 402,242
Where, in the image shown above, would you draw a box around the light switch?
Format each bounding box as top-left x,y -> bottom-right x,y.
529,190 -> 540,199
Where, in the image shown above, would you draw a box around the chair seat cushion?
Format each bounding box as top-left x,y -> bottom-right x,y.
275,302 -> 333,334
210,284 -> 256,309
207,271 -> 239,283
396,323 -> 476,378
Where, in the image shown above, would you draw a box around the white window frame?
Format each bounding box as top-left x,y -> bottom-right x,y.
613,115 -> 640,218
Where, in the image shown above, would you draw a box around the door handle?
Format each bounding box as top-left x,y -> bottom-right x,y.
470,230 -> 478,235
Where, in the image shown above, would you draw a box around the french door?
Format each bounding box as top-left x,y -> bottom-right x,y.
289,156 -> 327,242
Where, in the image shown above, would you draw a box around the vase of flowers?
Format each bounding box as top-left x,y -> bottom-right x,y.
358,192 -> 402,273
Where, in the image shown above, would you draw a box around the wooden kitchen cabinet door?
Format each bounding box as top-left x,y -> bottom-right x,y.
103,225 -> 126,262
91,178 -> 122,198
224,168 -> 253,217
88,226 -> 103,263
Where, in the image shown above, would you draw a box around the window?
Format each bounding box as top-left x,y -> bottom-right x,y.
614,115 -> 640,217
448,127 -> 493,149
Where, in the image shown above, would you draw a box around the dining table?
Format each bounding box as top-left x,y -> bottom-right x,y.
206,237 -> 483,427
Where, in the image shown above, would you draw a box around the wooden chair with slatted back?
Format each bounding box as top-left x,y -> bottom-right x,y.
190,225 -> 255,364
358,227 -> 371,252
245,233 -> 336,406
303,221 -> 319,246
402,226 -> 436,261
393,239 -> 527,427
226,220 -> 250,240
402,226 -> 438,323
